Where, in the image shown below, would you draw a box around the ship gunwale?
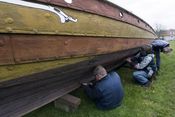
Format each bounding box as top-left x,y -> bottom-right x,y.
30,0 -> 156,35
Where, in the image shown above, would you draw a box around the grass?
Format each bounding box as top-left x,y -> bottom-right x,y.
25,41 -> 175,117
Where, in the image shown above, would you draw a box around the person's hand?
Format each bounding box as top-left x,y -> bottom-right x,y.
80,82 -> 88,88
89,82 -> 94,86
148,70 -> 153,78
126,58 -> 132,63
81,82 -> 88,86
134,64 -> 139,69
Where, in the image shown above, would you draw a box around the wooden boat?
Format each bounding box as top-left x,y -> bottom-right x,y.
0,0 -> 156,81
0,0 -> 157,116
0,0 -> 156,64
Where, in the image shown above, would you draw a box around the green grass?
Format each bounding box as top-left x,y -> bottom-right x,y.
25,41 -> 175,117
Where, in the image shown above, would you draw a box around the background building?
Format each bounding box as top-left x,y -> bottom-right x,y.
159,29 -> 175,40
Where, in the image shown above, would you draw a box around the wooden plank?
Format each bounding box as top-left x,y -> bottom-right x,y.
0,34 -> 152,66
0,36 -> 14,65
0,81 -> 81,117
0,47 -> 140,88
0,69 -> 88,99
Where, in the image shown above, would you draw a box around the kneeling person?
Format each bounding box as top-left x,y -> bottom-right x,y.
127,49 -> 156,87
82,65 -> 124,110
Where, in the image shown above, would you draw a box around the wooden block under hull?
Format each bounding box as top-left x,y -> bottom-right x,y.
54,94 -> 81,112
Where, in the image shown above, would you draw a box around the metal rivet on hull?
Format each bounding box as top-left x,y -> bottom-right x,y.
5,18 -> 14,24
6,27 -> 13,32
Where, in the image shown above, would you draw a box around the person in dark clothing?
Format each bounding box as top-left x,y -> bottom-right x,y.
151,39 -> 173,70
126,49 -> 157,87
81,65 -> 124,110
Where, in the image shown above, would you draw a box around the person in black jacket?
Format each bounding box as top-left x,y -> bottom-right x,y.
81,65 -> 124,110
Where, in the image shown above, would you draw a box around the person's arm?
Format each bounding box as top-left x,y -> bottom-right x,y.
83,85 -> 102,100
126,57 -> 137,66
110,71 -> 121,79
147,66 -> 154,78
135,54 -> 154,69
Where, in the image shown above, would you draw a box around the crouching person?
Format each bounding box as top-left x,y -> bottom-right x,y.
126,49 -> 157,87
81,65 -> 124,110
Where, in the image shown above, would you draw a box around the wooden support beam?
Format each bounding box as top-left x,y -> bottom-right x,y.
54,94 -> 81,112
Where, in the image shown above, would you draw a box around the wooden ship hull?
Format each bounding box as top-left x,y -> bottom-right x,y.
0,0 -> 156,65
0,0 -> 157,116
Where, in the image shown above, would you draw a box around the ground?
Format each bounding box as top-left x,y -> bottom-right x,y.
25,41 -> 175,117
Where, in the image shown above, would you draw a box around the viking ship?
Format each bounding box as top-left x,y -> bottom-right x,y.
0,0 -> 156,116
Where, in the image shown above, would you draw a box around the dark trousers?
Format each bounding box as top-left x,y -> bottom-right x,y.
154,48 -> 160,70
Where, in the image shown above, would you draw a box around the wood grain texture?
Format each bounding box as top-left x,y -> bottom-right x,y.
0,47 -> 143,117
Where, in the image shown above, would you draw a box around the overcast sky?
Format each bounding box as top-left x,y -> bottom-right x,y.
108,0 -> 175,30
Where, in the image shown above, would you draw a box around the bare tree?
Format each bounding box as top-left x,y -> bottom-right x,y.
153,24 -> 166,38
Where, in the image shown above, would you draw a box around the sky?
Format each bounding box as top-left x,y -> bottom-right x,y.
108,0 -> 175,30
